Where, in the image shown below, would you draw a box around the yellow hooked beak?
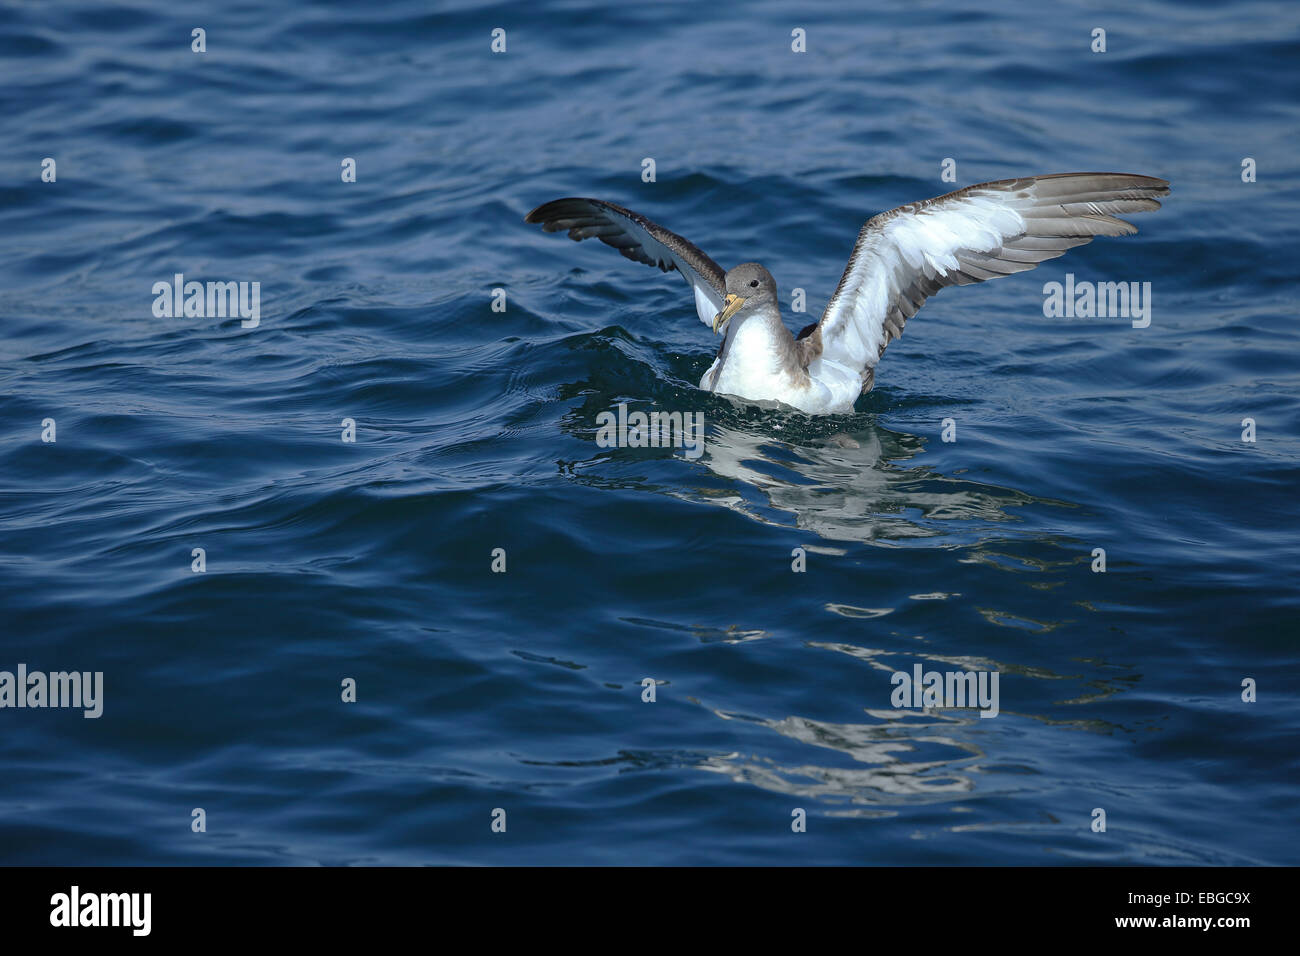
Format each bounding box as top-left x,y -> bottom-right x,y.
712,294 -> 746,334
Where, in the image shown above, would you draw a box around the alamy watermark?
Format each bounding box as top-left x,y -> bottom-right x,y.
50,886 -> 150,936
595,403 -> 704,460
0,664 -> 102,718
890,663 -> 999,718
1042,273 -> 1151,328
152,273 -> 260,328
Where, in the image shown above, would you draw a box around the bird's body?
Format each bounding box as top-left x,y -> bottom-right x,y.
703,297 -> 810,407
526,173 -> 1169,415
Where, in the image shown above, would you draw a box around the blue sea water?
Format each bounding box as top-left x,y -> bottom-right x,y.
1,0 -> 1298,866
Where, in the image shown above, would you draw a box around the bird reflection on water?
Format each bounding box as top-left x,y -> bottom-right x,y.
561,402 -> 1097,811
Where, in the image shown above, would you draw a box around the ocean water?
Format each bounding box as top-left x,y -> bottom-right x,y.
1,0 -> 1298,866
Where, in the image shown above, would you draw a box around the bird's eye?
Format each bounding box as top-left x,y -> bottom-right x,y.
749,280 -> 759,288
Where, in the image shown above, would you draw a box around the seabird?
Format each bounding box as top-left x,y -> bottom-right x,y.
525,173 -> 1169,415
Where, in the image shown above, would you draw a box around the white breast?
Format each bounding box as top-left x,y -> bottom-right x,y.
708,318 -> 784,397
700,323 -> 864,415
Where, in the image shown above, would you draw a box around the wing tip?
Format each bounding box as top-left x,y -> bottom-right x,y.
524,197 -> 598,224
1049,171 -> 1172,197
523,201 -> 552,224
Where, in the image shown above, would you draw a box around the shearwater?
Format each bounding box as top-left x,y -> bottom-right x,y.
526,173 -> 1169,414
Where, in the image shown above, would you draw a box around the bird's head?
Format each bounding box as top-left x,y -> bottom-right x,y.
713,263 -> 777,334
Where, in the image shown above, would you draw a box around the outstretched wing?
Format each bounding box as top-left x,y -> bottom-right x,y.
802,173 -> 1170,393
525,198 -> 727,328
